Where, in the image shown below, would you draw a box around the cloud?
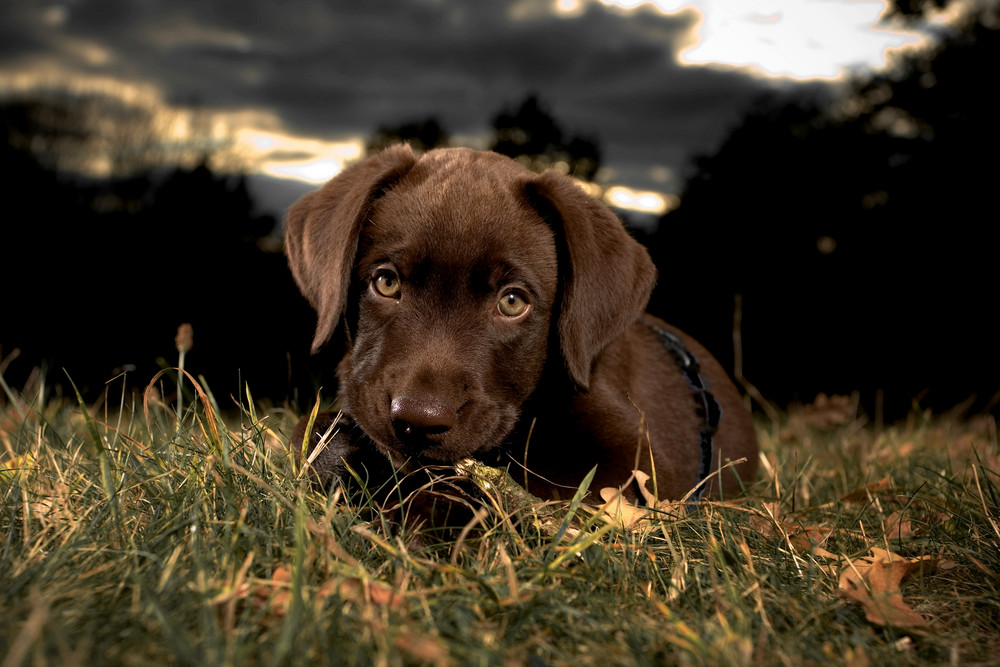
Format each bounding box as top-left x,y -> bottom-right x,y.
0,0 -> 804,191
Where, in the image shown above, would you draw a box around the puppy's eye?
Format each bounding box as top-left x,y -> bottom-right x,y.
372,270 -> 401,298
497,291 -> 528,318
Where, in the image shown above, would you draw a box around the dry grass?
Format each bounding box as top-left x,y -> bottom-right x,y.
1,369 -> 998,666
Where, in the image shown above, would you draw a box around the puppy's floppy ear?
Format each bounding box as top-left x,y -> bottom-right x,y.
528,171 -> 657,390
285,144 -> 417,352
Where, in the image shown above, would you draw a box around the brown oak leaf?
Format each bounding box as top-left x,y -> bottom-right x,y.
839,476 -> 892,503
748,502 -> 836,552
837,547 -> 949,629
884,511 -> 917,539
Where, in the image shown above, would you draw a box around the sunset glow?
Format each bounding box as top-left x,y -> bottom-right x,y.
597,0 -> 927,80
604,185 -> 676,215
234,128 -> 363,184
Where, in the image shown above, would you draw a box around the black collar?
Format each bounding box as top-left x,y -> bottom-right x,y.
646,322 -> 721,501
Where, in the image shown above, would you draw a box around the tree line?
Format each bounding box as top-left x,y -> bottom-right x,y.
2,1 -> 996,418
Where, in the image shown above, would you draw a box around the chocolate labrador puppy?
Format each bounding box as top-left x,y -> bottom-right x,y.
286,144 -> 758,501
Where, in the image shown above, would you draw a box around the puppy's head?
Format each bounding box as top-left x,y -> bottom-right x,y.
286,145 -> 655,465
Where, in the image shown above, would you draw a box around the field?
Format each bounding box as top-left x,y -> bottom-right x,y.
1,369 -> 998,666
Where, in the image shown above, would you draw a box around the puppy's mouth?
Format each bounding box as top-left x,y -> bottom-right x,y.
373,434 -> 465,473
383,442 -> 454,468
387,421 -> 466,463
369,395 -> 516,467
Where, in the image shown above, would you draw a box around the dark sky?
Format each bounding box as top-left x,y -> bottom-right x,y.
0,0 -> 941,213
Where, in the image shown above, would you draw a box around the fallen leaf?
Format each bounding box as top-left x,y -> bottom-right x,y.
395,633 -> 453,666
599,486 -> 650,529
598,470 -> 684,530
883,505 -> 951,540
837,547 -> 947,630
788,524 -> 835,553
746,501 -> 782,535
813,546 -> 841,561
632,470 -> 658,506
0,451 -> 35,484
840,477 -> 892,503
883,511 -> 917,539
338,577 -> 407,609
247,565 -> 406,619
255,564 -> 292,611
747,502 -> 835,552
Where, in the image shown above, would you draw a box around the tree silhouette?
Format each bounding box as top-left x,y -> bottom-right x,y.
647,4 -> 999,416
362,96 -> 604,182
366,117 -> 450,155
0,89 -> 233,179
489,95 -> 602,181
0,92 -> 321,405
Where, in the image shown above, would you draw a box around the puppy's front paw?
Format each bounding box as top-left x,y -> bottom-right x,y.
290,411 -> 392,491
290,411 -> 351,488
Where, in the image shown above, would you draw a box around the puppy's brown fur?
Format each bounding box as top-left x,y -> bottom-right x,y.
286,145 -> 757,501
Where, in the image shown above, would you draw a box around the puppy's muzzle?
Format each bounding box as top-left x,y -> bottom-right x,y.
390,395 -> 457,451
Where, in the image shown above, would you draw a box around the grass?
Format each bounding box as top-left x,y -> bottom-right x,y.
1,368 -> 998,666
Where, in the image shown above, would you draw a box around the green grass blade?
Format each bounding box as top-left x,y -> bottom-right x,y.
65,370 -> 117,508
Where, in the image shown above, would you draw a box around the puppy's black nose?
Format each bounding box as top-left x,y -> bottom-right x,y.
390,396 -> 456,446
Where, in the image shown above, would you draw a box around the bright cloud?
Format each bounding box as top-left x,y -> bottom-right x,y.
234,128 -> 363,184
604,185 -> 678,214
598,0 -> 927,80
